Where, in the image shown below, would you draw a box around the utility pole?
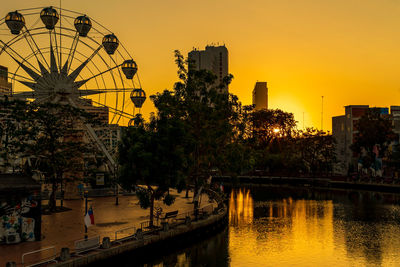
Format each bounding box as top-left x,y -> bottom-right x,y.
321,96 -> 324,131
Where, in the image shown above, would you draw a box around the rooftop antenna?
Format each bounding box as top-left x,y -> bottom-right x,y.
303,112 -> 305,130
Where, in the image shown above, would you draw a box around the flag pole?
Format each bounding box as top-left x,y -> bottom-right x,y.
84,190 -> 88,240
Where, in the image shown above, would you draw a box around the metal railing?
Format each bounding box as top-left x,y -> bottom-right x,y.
21,246 -> 57,267
174,210 -> 194,221
114,226 -> 136,244
139,220 -> 160,231
74,236 -> 100,254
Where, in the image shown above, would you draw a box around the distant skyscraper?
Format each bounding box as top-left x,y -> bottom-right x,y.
0,65 -> 12,97
252,82 -> 268,110
188,45 -> 229,93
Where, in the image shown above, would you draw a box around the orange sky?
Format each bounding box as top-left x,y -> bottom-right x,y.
2,0 -> 400,131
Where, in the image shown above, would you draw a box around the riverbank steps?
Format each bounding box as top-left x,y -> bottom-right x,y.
48,205 -> 227,267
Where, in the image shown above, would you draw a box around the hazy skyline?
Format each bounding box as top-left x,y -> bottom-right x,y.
2,0 -> 400,130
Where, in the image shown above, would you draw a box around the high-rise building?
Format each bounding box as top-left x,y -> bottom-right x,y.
188,45 -> 229,93
0,65 -> 12,97
252,82 -> 268,110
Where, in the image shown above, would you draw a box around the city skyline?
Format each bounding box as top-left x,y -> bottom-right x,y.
1,0 -> 400,130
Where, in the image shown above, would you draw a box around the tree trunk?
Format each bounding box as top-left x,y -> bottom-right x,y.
193,177 -> 199,220
193,177 -> 199,205
185,186 -> 189,198
49,180 -> 57,212
149,193 -> 155,228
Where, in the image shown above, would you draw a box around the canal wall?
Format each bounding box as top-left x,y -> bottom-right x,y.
214,176 -> 400,194
51,205 -> 228,267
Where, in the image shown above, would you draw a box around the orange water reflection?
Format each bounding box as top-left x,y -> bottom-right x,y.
228,188 -> 400,266
229,188 -> 254,226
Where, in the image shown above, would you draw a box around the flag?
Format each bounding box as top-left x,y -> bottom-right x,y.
84,207 -> 95,227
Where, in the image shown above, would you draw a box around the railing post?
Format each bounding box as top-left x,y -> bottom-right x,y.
136,228 -> 143,240
102,237 -> 111,249
185,216 -> 191,225
60,247 -> 70,261
161,222 -> 169,232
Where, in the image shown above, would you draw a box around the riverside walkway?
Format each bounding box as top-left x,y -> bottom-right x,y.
0,190 -> 214,266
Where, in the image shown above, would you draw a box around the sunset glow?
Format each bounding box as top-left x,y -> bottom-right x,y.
2,0 -> 400,130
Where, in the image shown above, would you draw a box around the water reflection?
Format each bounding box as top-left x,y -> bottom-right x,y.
229,188 -> 253,226
113,187 -> 400,266
228,187 -> 400,266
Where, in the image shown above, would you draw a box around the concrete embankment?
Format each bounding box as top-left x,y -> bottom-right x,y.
52,205 -> 228,267
214,176 -> 400,193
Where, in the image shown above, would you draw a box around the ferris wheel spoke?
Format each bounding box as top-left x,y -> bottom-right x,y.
79,88 -> 138,93
0,39 -> 41,77
63,32 -> 79,74
73,63 -> 122,89
90,99 -> 133,119
16,80 -> 37,91
6,54 -> 41,81
49,32 -> 59,73
78,89 -> 103,96
12,91 -> 47,99
23,26 -> 50,70
6,71 -> 35,82
69,45 -> 102,81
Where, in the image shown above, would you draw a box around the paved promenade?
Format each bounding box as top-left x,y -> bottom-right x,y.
0,190 -> 203,266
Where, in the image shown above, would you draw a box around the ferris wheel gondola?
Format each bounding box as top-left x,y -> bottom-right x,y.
5,11 -> 25,35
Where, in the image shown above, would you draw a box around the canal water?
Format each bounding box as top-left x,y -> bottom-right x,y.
132,186 -> 400,266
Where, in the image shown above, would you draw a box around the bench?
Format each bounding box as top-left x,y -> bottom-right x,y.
161,210 -> 178,223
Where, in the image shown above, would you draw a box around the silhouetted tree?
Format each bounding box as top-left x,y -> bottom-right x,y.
149,50 -> 238,210
351,109 -> 396,170
297,128 -> 336,175
118,114 -> 185,227
248,108 -> 297,149
0,98 -> 29,172
20,102 -> 95,211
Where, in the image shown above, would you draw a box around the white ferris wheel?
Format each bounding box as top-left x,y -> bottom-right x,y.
0,6 -> 147,170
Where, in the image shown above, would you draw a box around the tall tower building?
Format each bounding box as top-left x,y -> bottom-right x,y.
188,45 -> 229,93
0,65 -> 12,97
252,82 -> 268,110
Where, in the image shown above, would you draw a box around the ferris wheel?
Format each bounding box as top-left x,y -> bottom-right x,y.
0,6 -> 147,169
